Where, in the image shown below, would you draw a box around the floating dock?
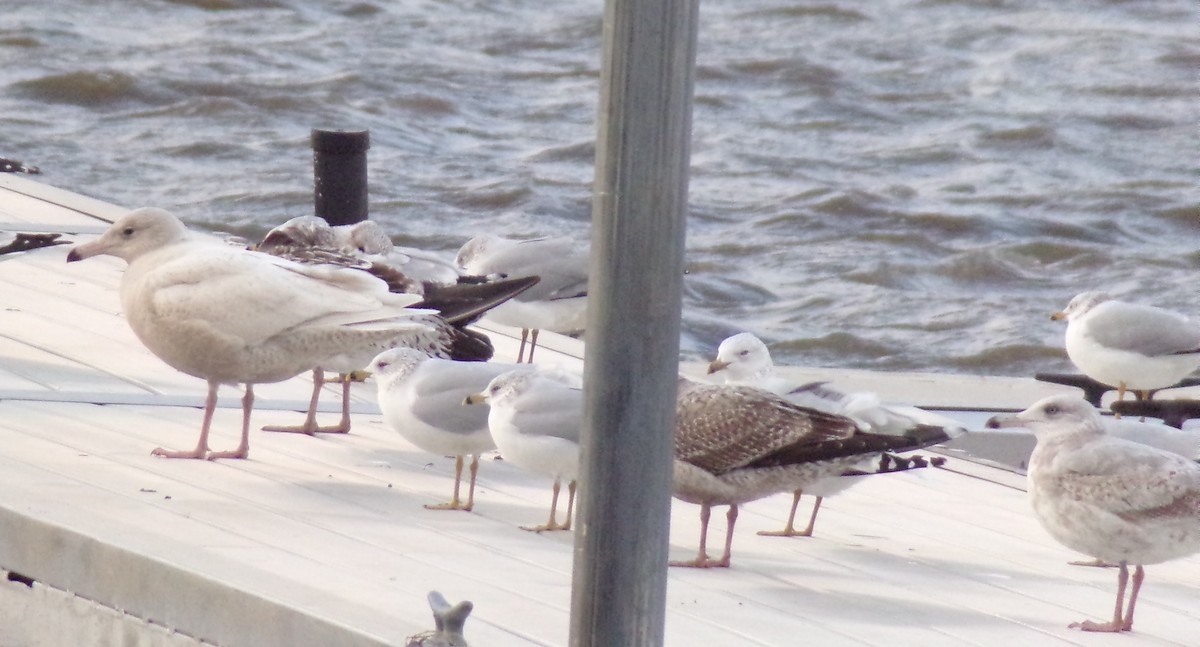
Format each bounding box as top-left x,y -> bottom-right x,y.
2,173 -> 1198,646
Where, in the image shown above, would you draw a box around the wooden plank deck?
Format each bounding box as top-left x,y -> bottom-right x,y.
2,173 -> 1199,646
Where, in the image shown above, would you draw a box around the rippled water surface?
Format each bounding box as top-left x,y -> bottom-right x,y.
2,0 -> 1197,378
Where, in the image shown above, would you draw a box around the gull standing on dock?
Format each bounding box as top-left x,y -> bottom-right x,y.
454,235 -> 588,363
65,207 -> 449,460
1052,291 -> 1200,404
256,216 -> 537,434
463,367 -> 582,532
671,377 -> 955,568
988,395 -> 1200,632
368,348 -> 519,511
707,332 -> 964,537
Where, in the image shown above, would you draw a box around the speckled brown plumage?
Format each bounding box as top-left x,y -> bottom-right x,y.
670,378 -> 954,568
675,379 -> 857,475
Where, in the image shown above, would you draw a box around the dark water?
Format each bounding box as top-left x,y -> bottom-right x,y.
2,0 -> 1197,378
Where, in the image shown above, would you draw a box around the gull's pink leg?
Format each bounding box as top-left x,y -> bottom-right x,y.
153,381 -> 217,459
716,504 -> 739,567
516,329 -> 530,363
208,385 -> 253,460
1121,565 -> 1145,631
561,480 -> 577,531
527,329 -> 541,363
1070,561 -> 1129,632
671,503 -> 715,568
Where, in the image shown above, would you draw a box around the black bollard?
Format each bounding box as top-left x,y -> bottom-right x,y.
311,129 -> 369,225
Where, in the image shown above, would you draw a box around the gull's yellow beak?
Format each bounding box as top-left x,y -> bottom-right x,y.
1050,311 -> 1066,321
463,393 -> 488,406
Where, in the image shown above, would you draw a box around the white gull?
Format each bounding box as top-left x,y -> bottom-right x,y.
66,207 -> 439,460
455,234 -> 588,363
368,348 -> 518,511
1052,291 -> 1200,404
988,395 -> 1200,632
464,366 -> 582,532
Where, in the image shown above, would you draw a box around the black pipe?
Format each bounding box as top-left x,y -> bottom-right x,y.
311,129 -> 369,225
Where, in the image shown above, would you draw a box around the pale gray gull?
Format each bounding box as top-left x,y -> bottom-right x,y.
369,348 -> 519,511
405,591 -> 472,647
256,216 -> 537,434
672,377 -> 954,568
454,234 -> 588,363
988,394 -> 1200,632
1052,291 -> 1200,405
463,366 -> 582,532
65,207 -> 447,460
707,332 -> 965,538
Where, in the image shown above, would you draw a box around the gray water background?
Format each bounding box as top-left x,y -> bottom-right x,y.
2,0 -> 1197,378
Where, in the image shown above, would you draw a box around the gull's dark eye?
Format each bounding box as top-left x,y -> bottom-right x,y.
1045,405 -> 1059,416
739,350 -> 750,357
122,227 -> 135,237
376,361 -> 389,370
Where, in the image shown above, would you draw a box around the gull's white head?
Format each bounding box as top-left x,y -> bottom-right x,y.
342,220 -> 394,256
66,207 -> 189,264
454,234 -> 508,274
707,332 -> 773,383
367,347 -> 428,383
464,367 -> 538,407
986,395 -> 1105,438
1051,291 -> 1112,323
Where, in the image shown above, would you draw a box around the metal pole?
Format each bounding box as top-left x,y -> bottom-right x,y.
570,0 -> 697,643
311,129 -> 370,225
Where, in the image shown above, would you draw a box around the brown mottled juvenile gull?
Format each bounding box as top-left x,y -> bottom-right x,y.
671,377 -> 954,568
368,348 -> 518,511
707,332 -> 965,538
455,234 -> 588,363
65,207 -> 447,460
255,216 -> 537,434
988,394 -> 1200,632
1052,291 -> 1200,404
464,367 -> 582,532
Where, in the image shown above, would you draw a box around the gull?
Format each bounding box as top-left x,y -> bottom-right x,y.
671,377 -> 955,568
1052,291 -> 1200,405
368,348 -> 519,511
464,367 -> 582,532
987,404 -> 1200,568
65,207 -> 447,460
405,591 -> 473,647
0,232 -> 71,256
0,156 -> 39,174
256,216 -> 537,434
988,395 -> 1200,632
455,234 -> 588,363
707,332 -> 965,537
334,219 -> 462,287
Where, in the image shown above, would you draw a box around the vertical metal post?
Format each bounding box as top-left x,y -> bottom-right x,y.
570,0 -> 698,644
311,129 -> 370,225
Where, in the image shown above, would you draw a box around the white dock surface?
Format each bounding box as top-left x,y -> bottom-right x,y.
2,174 -> 1199,646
